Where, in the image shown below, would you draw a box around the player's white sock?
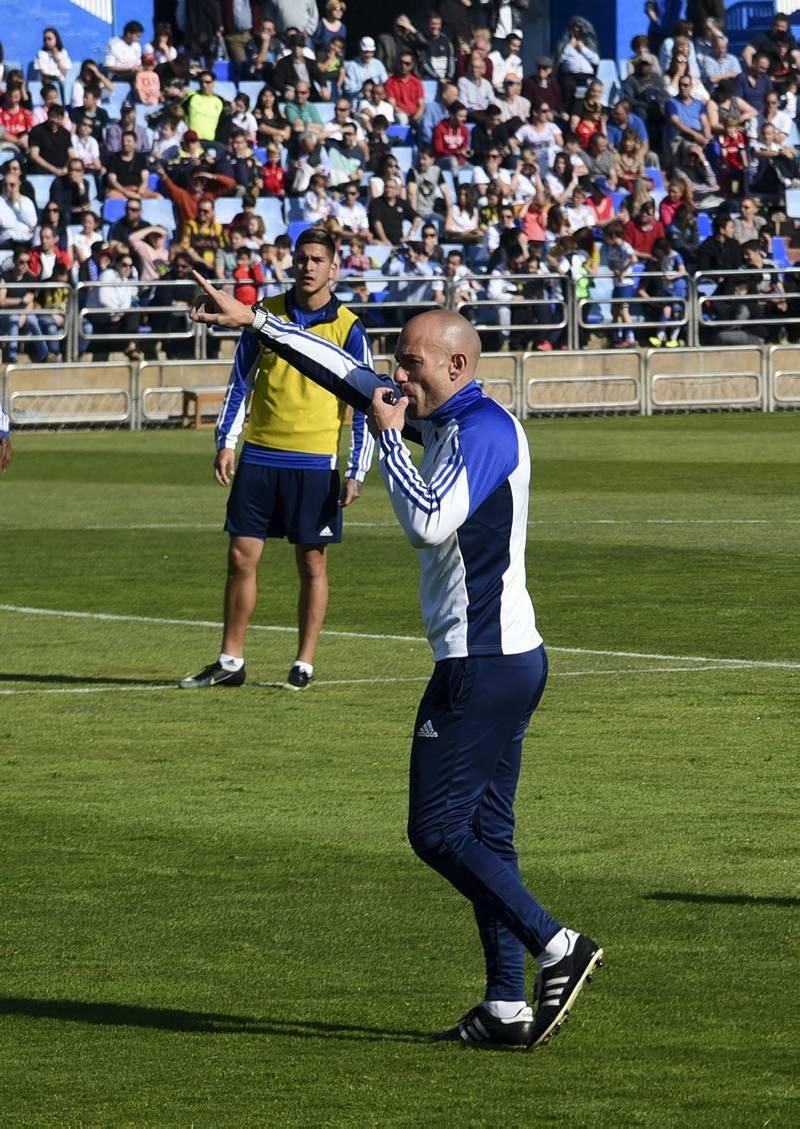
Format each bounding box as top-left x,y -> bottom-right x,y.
537,927 -> 579,967
219,653 -> 244,672
292,660 -> 313,676
484,1000 -> 532,1020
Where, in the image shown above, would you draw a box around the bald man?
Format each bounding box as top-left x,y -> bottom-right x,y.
190,277 -> 604,1051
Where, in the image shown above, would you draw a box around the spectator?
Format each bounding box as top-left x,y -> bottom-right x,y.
763,91 -> 793,144
658,26 -> 700,77
555,17 -> 600,110
716,117 -> 748,196
328,123 -> 367,187
622,57 -> 667,143
107,132 -> 159,200
254,86 -> 291,146
368,177 -> 420,244
29,223 -> 71,279
246,17 -> 281,82
638,236 -> 687,346
604,219 -> 638,347
676,143 -> 723,208
35,28 -> 72,91
303,172 -> 335,223
385,52 -> 426,127
523,55 -> 564,119
623,199 -> 666,263
340,234 -> 374,273
72,116 -> 103,179
515,104 -> 563,176
357,82 -> 395,132
231,93 -> 258,144
273,34 -> 326,100
215,226 -> 249,279
607,99 -> 652,160
70,60 -> 114,109
105,103 -> 150,154
377,14 -> 427,75
232,247 -> 266,305
613,127 -> 648,191
664,48 -> 709,103
750,121 -> 799,194
47,158 -> 92,223
625,34 -> 662,76
157,163 -> 236,225
696,211 -> 743,276
179,196 -> 224,268
471,146 -> 513,202
312,1 -> 348,54
184,72 -> 226,141
267,0 -> 319,38
443,183 -> 483,246
742,13 -> 800,70
28,105 -> 75,177
70,210 -> 102,266
284,83 -> 323,136
587,179 -> 615,229
470,104 -> 512,163
0,85 -> 33,153
734,53 -> 773,118
705,78 -> 757,137
733,197 -> 768,245
90,249 -> 141,359
108,199 -> 147,247
220,2 -> 255,81
226,130 -> 264,197
287,130 -> 331,194
135,52 -> 162,106
434,245 -> 480,308
76,88 -> 110,144
0,172 -> 37,248
333,183 -> 370,237
439,0 -> 477,47
458,51 -> 494,121
495,74 -> 530,135
261,143 -> 287,198
148,22 -> 178,67
342,37 -> 388,98
421,11 -> 456,81
698,34 -> 741,91
419,79 -> 459,145
489,32 -> 523,92
583,133 -> 617,186
322,97 -> 366,144
659,178 -> 694,226
128,224 -> 169,282
104,20 -> 145,79
36,259 -> 70,356
432,100 -> 470,170
667,203 -> 701,271
0,246 -> 53,362
38,199 -> 69,250
563,185 -> 595,233
406,146 -> 452,224
665,75 -> 711,159
148,251 -> 197,358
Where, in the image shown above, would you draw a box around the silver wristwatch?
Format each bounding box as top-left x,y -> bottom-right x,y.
251,306 -> 268,333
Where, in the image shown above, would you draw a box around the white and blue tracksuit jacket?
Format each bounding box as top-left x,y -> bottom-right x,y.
249,313 -> 543,662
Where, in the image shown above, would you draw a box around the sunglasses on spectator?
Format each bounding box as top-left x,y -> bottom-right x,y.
345,188 -> 358,195
119,260 -> 133,267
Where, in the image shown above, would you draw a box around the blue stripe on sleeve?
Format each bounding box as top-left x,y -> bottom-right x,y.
216,331 -> 260,448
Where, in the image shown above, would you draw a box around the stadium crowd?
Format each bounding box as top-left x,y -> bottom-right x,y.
2,5 -> 800,361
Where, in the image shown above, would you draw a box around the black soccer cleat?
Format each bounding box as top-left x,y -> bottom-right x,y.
286,664 -> 313,690
178,661 -> 246,689
528,933 -> 604,1048
432,1004 -> 534,1049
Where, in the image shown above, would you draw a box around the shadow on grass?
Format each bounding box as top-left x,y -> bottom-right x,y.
0,673 -> 170,687
0,998 -> 430,1043
644,891 -> 800,908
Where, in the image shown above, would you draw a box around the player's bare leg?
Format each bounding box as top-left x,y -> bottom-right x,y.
221,535 -> 265,656
289,544 -> 328,688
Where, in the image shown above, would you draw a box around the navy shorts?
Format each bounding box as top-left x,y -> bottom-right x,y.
225,462 -> 343,544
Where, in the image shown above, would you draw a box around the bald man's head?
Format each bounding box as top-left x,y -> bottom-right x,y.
395,310 -> 481,418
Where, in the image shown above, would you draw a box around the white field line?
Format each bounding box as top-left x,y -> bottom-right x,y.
4,518 -> 800,532
1,603 -> 798,671
0,664 -> 754,697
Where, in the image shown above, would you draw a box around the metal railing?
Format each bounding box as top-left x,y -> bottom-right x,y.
0,281 -> 71,358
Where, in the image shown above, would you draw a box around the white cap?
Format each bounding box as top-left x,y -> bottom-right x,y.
360,36 -> 376,51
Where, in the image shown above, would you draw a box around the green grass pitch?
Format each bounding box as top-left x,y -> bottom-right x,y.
0,413 -> 798,1128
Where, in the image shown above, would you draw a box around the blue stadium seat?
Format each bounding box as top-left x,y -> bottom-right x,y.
393,146 -> 414,174
315,102 -> 337,123
785,187 -> 800,218
214,198 -> 244,225
288,220 -> 312,244
422,79 -> 438,103
285,197 -> 306,222
102,198 -> 127,224
597,59 -> 620,104
772,235 -> 790,268
238,81 -> 264,105
696,213 -> 713,239
647,167 -> 665,193
254,196 -> 286,230
213,61 -> 232,81
141,199 -> 177,233
27,81 -> 44,107
366,243 -> 392,267
214,81 -> 238,103
136,104 -> 161,127
253,147 -> 267,163
28,175 -> 55,209
387,124 -> 412,143
610,190 -> 626,214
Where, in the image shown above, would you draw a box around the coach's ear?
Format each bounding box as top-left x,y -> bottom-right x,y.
448,350 -> 469,382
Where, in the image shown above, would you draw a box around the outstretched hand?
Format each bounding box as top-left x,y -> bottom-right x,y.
190,271 -> 254,330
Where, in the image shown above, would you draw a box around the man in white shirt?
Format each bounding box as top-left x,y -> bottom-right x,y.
333,184 -> 370,237
496,74 -> 530,133
489,32 -> 524,92
0,174 -> 37,248
564,186 -> 596,232
457,53 -> 494,120
104,20 -> 144,78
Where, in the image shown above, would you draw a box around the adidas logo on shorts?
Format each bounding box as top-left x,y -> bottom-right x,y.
415,719 -> 439,738
318,525 -> 334,537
